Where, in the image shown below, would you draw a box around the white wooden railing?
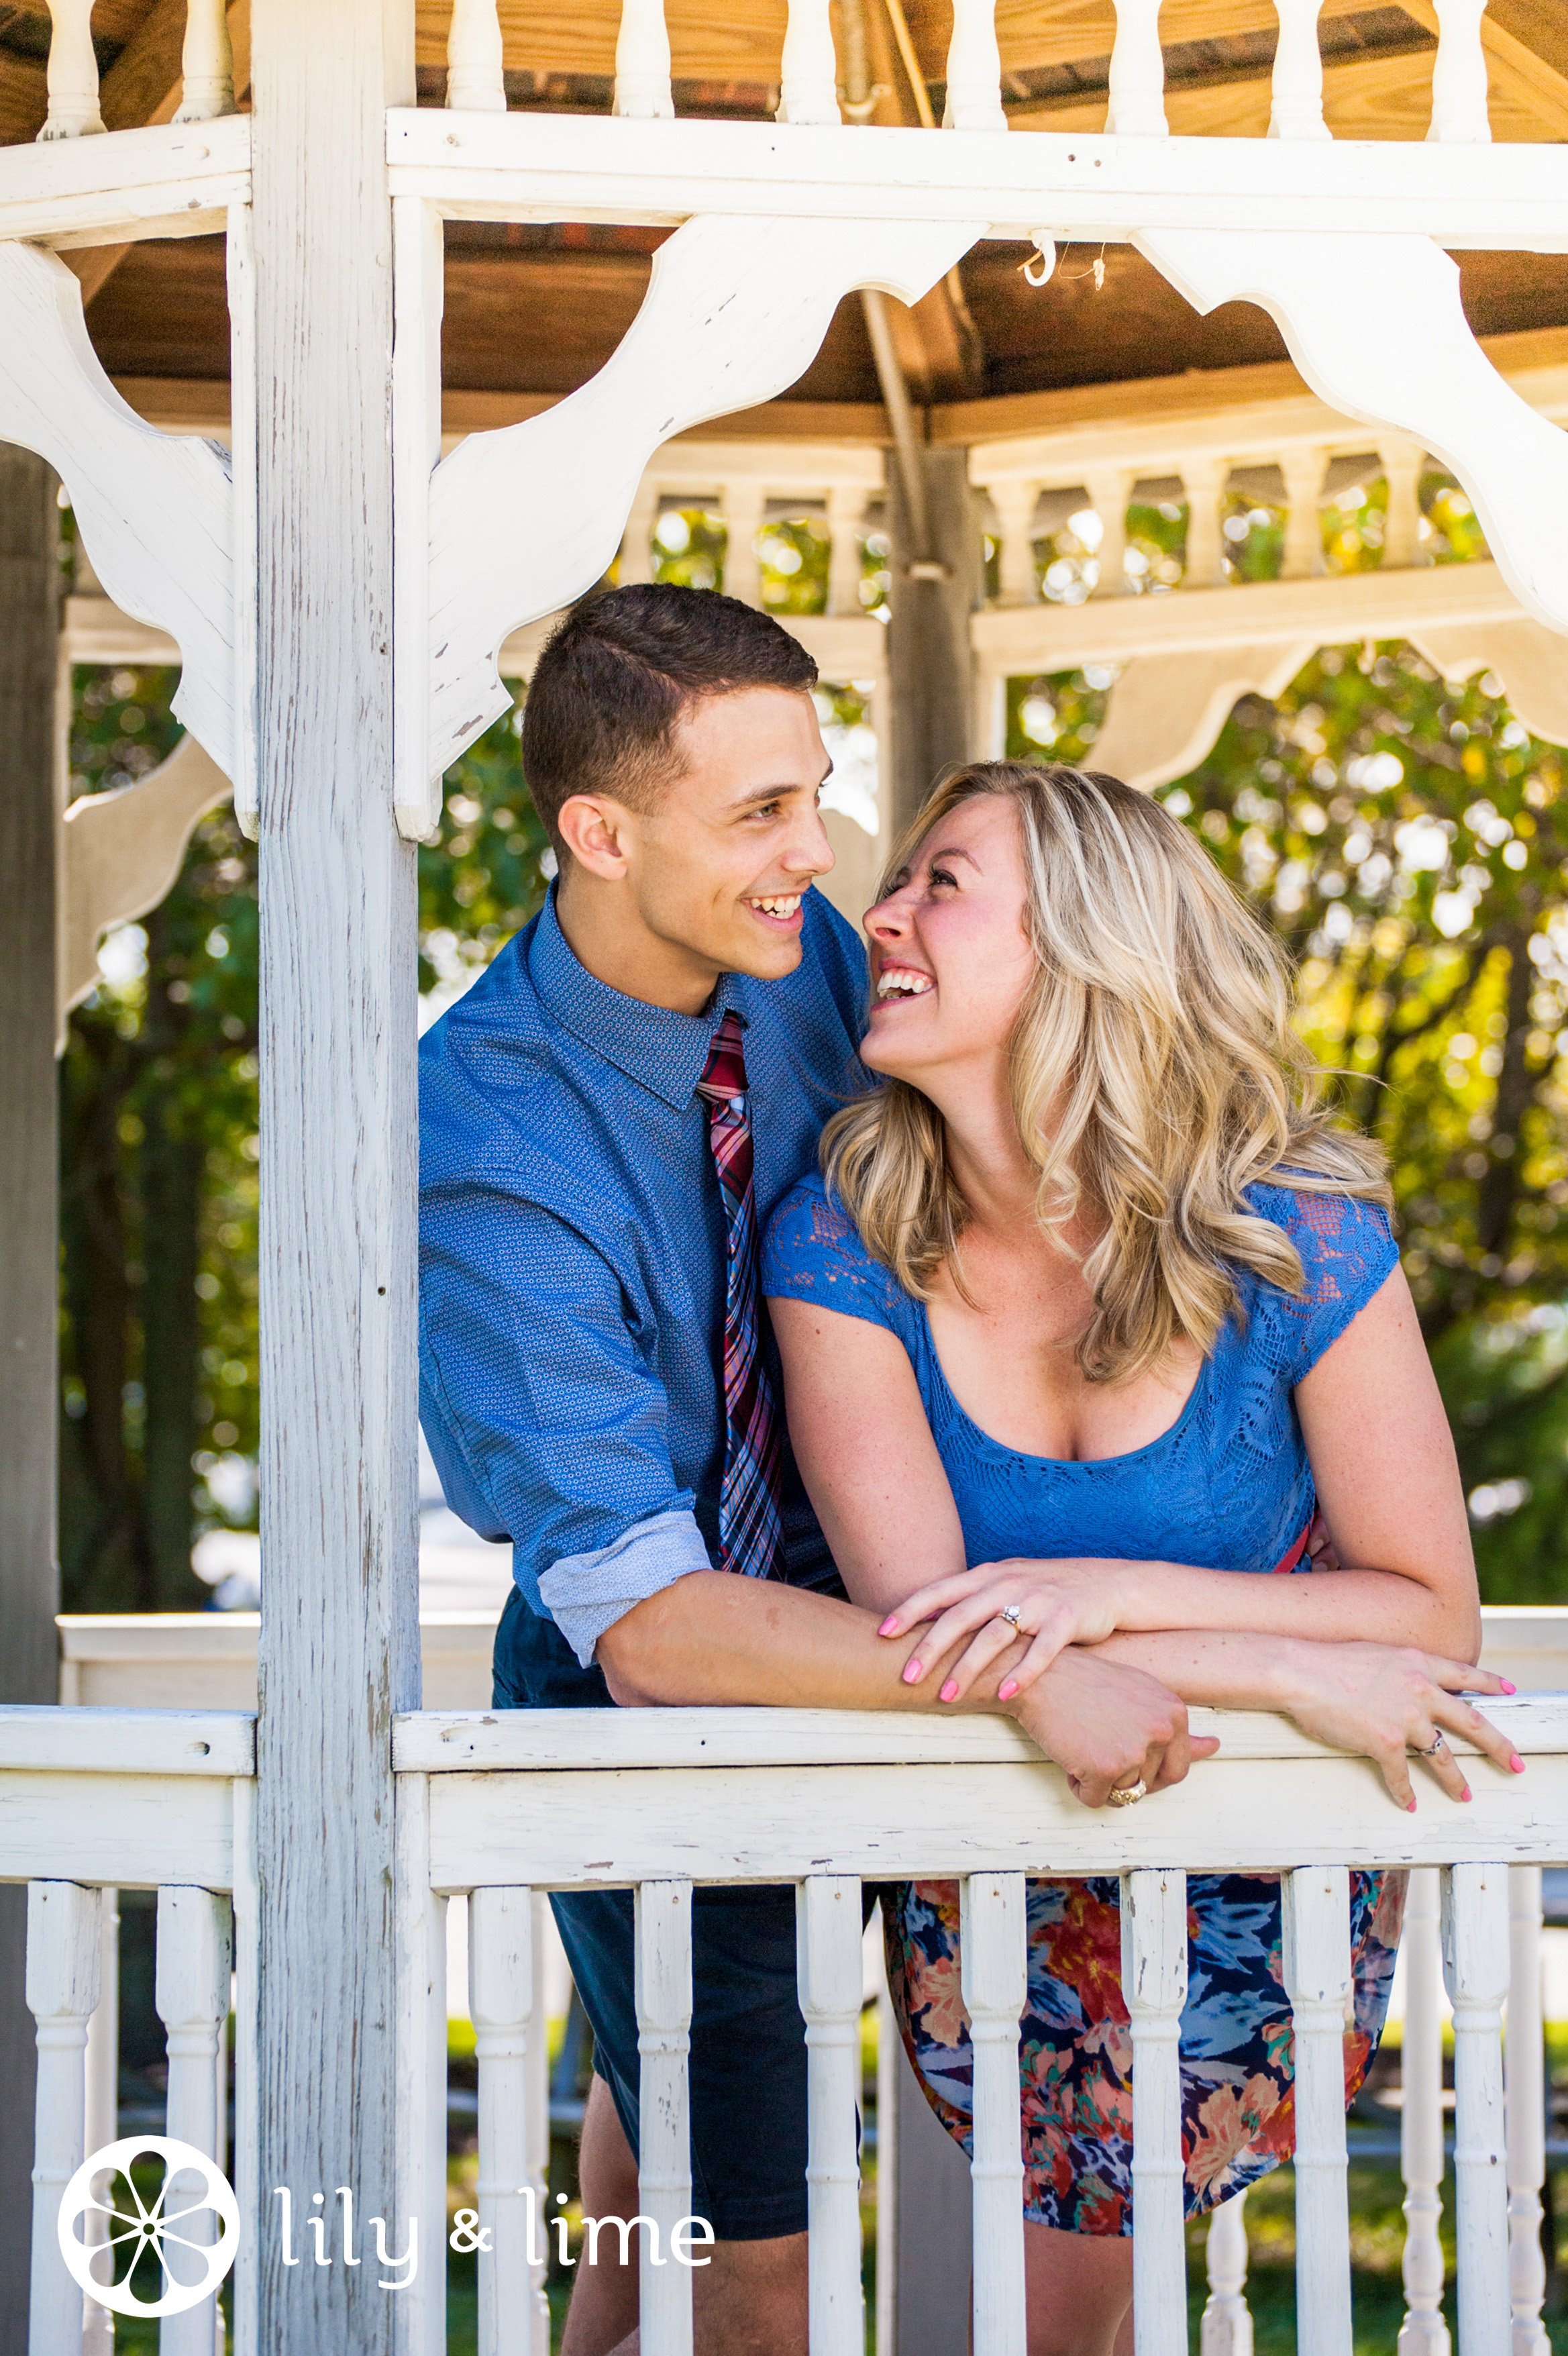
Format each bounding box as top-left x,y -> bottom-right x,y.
33,0 -> 236,141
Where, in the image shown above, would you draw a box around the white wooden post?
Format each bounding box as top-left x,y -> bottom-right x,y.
227,201 -> 260,841
635,1880 -> 694,2356
448,0 -> 508,111
1121,1868 -> 1188,2356
989,478 -> 1041,607
39,0 -> 104,138
392,195 -> 446,843
1282,1867 -> 1353,2356
1400,1868 -> 1453,2356
619,478 -> 661,587
526,1896 -> 552,2356
1202,2191 -> 1253,2356
1380,438 -> 1428,570
1428,1 -> 1492,143
231,1777 -> 259,2356
81,1891 -> 119,2356
943,0 -> 1006,132
1269,0 -> 1330,140
174,0 -> 237,123
156,1886 -> 233,2356
250,1 -> 421,2348
471,1887 -> 545,2356
614,0 -> 675,121
720,482 -> 768,607
778,0 -> 841,125
1279,446 -> 1329,579
1086,466 -> 1135,597
1443,1863 -> 1511,2356
827,485 -> 869,618
393,1771 -> 447,2356
797,1876 -> 865,2355
962,1874 -> 1027,2356
1505,1868 -> 1549,2356
27,1880 -> 99,2356
1182,457 -> 1230,588
1106,0 -> 1168,136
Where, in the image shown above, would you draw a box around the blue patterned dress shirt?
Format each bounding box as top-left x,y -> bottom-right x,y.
419,883 -> 869,1670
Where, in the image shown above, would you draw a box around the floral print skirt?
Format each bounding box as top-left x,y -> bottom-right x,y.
885,1867 -> 1406,2237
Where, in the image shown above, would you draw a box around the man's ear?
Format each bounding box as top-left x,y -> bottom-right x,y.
557,793 -> 636,880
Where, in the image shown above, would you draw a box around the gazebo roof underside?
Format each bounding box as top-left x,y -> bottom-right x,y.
2,0 -> 1566,430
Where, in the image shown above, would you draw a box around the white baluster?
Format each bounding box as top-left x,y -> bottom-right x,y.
1269,0 -> 1329,139
1086,466 -> 1135,597
1428,0 -> 1491,142
173,0 -> 236,123
81,1890 -> 119,2356
229,1776 -> 258,2356
619,478 -> 662,587
1443,1862 -> 1511,2356
1180,456 -> 1230,589
527,1896 -> 552,2356
1279,445 -> 1329,580
989,478 -> 1042,607
1106,0 -> 1168,137
1379,437 -> 1428,571
635,1881 -> 694,2356
827,485 -> 870,617
1202,2190 -> 1253,2356
1506,1868 -> 1549,2356
1121,1868 -> 1188,2356
448,0 -> 507,110
943,0 -> 1005,132
156,1887 -> 232,2356
28,1881 -> 100,2353
798,1877 -> 865,2354
39,1 -> 105,138
719,482 -> 767,606
1400,1869 -> 1453,2356
874,1916 -> 900,2356
393,1771 -> 446,2356
614,0 -> 675,120
470,1887 -> 544,2356
1282,1868 -> 1353,2356
963,1873 -> 1027,2356
778,0 -> 841,123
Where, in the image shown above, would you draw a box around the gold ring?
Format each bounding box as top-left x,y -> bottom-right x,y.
1107,1778 -> 1147,1808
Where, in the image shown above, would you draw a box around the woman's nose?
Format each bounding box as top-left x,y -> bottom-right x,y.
866,888 -> 911,940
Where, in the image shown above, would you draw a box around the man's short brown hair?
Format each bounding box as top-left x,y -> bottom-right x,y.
521,583 -> 819,847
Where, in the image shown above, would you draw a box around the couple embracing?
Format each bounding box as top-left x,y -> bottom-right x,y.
419,584 -> 1516,2356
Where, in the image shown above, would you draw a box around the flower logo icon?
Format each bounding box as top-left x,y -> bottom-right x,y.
58,2136 -> 240,2318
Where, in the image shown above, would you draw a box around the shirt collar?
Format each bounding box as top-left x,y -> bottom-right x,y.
528,886 -> 749,1113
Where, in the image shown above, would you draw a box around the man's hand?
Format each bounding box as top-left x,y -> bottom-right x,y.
1008,1649 -> 1218,1808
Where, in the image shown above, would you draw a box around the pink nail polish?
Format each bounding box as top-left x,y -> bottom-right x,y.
1460,1787 -> 1473,1803
940,1679 -> 959,1704
1407,1800 -> 1418,1813
1501,1680 -> 1517,1694
878,1618 -> 899,1637
1510,1753 -> 1526,1773
902,1660 -> 922,1684
998,1679 -> 1019,1702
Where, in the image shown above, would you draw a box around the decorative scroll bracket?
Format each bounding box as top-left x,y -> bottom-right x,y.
405,211 -> 982,837
1135,227 -> 1568,646
0,242 -> 234,777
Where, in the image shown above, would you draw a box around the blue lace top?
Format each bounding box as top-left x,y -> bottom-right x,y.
760,1175 -> 1399,1576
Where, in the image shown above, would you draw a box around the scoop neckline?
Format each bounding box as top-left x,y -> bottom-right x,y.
912,1297 -> 1208,1471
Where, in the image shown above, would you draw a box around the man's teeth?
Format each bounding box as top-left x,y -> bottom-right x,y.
750,894 -> 802,919
876,968 -> 933,999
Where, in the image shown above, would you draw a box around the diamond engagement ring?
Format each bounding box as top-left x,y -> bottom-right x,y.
1107,1778 -> 1147,1807
998,1604 -> 1023,1630
1423,1731 -> 1447,1755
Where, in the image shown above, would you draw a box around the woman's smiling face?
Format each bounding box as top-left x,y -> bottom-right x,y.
860,792 -> 1038,1084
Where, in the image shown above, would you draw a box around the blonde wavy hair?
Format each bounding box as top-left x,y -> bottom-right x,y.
823,761 -> 1391,1385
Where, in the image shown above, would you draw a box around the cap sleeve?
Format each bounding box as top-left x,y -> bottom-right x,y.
762,1173 -> 916,1346
1245,1182 -> 1401,1382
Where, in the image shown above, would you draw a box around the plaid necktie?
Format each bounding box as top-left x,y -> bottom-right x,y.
695,1009 -> 786,1582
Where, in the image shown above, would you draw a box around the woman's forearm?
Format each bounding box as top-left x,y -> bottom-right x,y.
1090,1627 -> 1312,1710
1079,1557 -> 1481,1664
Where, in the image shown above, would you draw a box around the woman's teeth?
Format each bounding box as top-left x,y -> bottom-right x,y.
749,894 -> 802,919
876,968 -> 933,1000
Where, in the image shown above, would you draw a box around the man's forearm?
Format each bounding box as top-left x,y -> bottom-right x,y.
596,1568 -> 1029,1712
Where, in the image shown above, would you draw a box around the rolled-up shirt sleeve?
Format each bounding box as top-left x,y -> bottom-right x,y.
419,1181 -> 716,1666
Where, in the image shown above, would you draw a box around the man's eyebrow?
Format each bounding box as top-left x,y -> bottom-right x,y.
729,774 -> 829,809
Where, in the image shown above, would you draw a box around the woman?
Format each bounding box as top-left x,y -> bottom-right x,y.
760,762 -> 1518,2355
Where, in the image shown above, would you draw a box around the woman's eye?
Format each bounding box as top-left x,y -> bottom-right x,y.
929,866 -> 958,890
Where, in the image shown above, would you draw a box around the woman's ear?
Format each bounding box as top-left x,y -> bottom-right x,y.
556,792 -> 634,880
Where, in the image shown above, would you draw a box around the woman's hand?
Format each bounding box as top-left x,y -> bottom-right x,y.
1008,1648 -> 1219,1808
1274,1641 -> 1522,1810
882,1557 -> 1131,1704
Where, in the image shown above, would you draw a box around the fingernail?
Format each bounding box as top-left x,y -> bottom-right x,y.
902,1660 -> 923,1684
1407,1800 -> 1418,1813
998,1679 -> 1018,1702
939,1679 -> 959,1704
1510,1753 -> 1526,1773
1460,1786 -> 1473,1803
878,1617 -> 900,1637
1501,1680 -> 1517,1694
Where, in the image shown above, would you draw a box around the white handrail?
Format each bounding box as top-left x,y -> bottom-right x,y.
798,1875 -> 865,2352
1283,1867 -> 1355,2356
39,0 -> 104,140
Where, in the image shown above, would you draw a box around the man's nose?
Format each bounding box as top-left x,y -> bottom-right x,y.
784,803 -> 835,878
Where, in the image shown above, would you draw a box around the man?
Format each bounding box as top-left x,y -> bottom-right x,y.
419,585 -> 1194,2355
